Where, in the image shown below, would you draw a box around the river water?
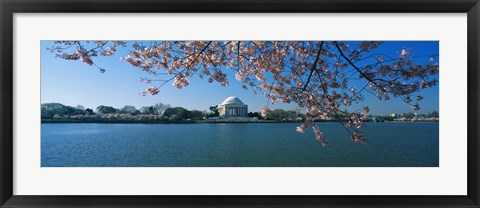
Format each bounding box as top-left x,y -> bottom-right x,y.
41,122 -> 439,167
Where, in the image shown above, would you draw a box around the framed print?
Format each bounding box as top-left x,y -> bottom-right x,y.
1,0 -> 479,207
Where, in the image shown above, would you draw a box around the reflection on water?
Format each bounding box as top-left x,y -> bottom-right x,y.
41,122 -> 439,167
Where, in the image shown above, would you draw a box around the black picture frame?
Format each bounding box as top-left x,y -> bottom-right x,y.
1,0 -> 479,207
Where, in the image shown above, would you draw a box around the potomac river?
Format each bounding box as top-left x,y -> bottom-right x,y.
41,122 -> 439,167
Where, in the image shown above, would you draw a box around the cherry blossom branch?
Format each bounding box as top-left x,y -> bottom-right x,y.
333,41 -> 377,85
159,41 -> 213,88
300,41 -> 324,93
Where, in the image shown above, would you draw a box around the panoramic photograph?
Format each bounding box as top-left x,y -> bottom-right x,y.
41,40 -> 439,167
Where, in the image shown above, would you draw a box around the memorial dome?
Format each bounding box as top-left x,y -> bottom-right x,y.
221,96 -> 244,105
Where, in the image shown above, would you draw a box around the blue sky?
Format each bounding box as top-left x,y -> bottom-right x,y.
41,41 -> 439,115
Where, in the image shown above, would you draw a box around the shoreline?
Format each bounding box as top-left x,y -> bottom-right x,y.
41,119 -> 439,124
41,119 -> 301,124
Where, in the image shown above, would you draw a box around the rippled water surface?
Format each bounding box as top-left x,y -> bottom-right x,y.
41,122 -> 439,167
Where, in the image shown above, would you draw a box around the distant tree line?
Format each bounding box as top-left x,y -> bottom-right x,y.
41,103 -> 268,122
260,109 -> 303,121
41,102 -> 436,123
207,105 -> 303,121
369,111 -> 439,122
42,103 -> 195,122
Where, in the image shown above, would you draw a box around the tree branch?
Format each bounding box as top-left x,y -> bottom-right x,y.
159,41 -> 212,88
300,41 -> 324,93
333,41 -> 377,85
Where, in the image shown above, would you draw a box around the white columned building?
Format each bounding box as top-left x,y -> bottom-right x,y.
218,96 -> 248,117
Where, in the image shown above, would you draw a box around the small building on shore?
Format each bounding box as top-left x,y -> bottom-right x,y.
218,96 -> 248,118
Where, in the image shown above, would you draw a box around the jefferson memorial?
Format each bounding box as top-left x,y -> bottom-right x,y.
218,96 -> 248,117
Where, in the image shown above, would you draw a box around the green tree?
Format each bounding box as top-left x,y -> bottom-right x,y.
140,106 -> 155,114
96,105 -> 118,114
383,116 -> 394,121
209,105 -> 219,117
120,105 -> 138,114
164,107 -> 189,121
247,112 -> 262,119
286,110 -> 298,120
85,108 -> 94,115
268,109 -> 289,121
403,112 -> 416,119
42,103 -> 86,119
189,110 -> 204,120
153,103 -> 170,115
429,111 -> 439,117
41,103 -> 66,119
76,105 -> 85,110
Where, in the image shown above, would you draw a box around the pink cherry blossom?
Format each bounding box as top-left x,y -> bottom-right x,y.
260,107 -> 269,118
147,86 -> 160,95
